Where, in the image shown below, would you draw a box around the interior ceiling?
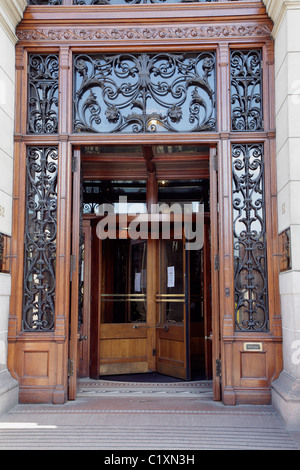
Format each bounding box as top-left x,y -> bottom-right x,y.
81,144 -> 210,180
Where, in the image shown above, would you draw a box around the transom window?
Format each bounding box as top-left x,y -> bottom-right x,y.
73,52 -> 216,134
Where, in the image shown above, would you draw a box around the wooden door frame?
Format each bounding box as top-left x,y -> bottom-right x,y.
70,142 -> 220,394
9,6 -> 280,404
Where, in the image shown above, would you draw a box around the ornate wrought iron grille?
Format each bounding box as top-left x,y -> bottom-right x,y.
27,1 -> 62,4
27,0 -> 239,4
23,147 -> 58,331
230,50 -> 263,132
73,0 -> 217,3
28,54 -> 59,134
73,52 -> 216,134
232,143 -> 269,332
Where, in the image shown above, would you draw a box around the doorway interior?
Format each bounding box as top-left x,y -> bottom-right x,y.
73,143 -> 216,388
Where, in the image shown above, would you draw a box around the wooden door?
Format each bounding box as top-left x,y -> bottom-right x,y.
98,237 -> 151,376
156,238 -> 190,380
210,147 -> 221,400
68,148 -> 82,399
78,220 -> 91,378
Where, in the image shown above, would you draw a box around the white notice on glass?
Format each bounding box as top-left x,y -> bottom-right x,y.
135,272 -> 141,292
167,266 -> 175,288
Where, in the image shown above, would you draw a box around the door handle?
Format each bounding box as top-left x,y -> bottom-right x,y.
155,325 -> 169,332
205,333 -> 213,341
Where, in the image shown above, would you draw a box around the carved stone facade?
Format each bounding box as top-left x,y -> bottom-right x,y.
0,0 -> 27,416
263,0 -> 300,430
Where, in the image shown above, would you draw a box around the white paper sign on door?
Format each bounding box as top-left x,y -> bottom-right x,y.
135,272 -> 141,292
167,266 -> 175,288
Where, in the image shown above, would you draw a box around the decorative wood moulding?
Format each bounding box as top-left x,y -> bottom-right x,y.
16,23 -> 272,43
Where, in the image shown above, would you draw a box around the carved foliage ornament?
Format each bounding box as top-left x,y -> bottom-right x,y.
17,25 -> 272,42
73,52 -> 216,134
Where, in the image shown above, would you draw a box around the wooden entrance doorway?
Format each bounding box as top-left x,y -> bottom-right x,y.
69,144 -> 220,398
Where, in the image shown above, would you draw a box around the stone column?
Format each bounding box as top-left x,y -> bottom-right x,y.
0,0 -> 26,416
263,0 -> 300,428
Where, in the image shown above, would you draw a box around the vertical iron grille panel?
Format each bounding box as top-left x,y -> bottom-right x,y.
27,1 -> 62,5
23,147 -> 58,332
28,54 -> 59,134
230,50 -> 263,132
232,143 -> 269,332
73,52 -> 216,133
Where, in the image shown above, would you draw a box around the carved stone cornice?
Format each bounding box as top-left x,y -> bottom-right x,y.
0,0 -> 26,44
16,23 -> 272,44
263,0 -> 300,37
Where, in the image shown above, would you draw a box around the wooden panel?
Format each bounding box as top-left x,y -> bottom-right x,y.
241,352 -> 267,380
23,351 -> 49,379
100,338 -> 148,359
227,340 -> 283,405
10,340 -> 65,404
100,362 -> 149,376
157,325 -> 185,379
100,324 -> 148,340
158,338 -> 184,362
99,324 -> 150,375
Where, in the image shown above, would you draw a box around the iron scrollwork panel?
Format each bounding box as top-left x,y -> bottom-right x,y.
230,50 -> 263,132
27,1 -> 62,5
73,0 -> 217,4
73,52 -> 216,134
28,54 -> 59,134
23,147 -> 58,331
232,143 -> 269,332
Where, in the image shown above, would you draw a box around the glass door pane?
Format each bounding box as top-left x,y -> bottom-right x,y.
101,239 -> 147,323
158,239 -> 185,323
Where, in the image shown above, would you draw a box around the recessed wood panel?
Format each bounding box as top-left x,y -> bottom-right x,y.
158,339 -> 184,363
23,351 -> 49,378
241,352 -> 267,380
100,338 -> 147,359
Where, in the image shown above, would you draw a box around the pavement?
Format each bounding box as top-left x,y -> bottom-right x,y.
0,379 -> 299,451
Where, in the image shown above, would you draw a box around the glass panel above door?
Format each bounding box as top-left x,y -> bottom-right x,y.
83,180 -> 147,214
158,179 -> 210,212
74,52 -> 216,134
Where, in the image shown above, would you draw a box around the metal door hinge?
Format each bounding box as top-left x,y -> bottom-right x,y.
216,359 -> 221,378
214,254 -> 220,271
68,359 -> 74,377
